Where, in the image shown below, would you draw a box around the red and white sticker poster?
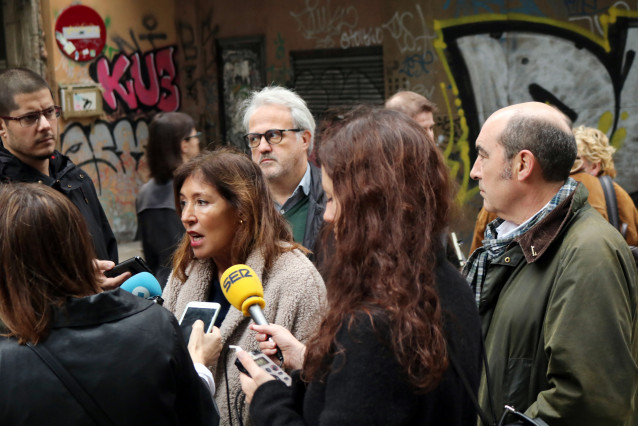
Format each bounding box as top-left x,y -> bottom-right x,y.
54,5 -> 106,62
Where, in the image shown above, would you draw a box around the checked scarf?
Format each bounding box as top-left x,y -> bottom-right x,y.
463,178 -> 578,306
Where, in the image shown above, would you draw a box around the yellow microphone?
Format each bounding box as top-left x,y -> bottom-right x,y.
220,264 -> 284,364
220,264 -> 267,324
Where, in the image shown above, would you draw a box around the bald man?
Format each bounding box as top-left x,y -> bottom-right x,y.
463,102 -> 638,425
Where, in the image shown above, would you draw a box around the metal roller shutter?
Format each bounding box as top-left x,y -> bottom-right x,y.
291,46 -> 385,119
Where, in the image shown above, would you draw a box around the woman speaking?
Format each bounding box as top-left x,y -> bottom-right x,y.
238,108 -> 482,425
162,148 -> 325,425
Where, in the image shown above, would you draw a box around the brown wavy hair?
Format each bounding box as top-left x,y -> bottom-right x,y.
304,108 -> 452,391
0,183 -> 101,344
171,147 -> 304,281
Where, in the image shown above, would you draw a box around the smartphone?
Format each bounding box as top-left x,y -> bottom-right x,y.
178,301 -> 221,343
104,256 -> 152,278
230,345 -> 292,387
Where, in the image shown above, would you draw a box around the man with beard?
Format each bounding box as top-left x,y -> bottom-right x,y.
0,68 -> 125,286
241,86 -> 325,259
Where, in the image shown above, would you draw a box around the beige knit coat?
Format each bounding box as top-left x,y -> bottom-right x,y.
163,247 -> 326,425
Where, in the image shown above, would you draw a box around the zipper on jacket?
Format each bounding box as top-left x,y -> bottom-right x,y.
80,186 -> 89,204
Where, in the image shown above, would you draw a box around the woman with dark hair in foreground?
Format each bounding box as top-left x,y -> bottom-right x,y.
0,183 -> 219,425
237,108 -> 482,425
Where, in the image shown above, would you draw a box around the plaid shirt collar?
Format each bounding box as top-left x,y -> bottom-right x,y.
463,177 -> 578,306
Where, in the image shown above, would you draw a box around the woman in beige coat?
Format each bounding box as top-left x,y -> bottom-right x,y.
163,148 -> 326,426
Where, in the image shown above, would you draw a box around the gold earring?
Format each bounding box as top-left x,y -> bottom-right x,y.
239,219 -> 244,224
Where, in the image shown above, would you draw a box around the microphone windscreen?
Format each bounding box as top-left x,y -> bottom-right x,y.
220,264 -> 265,316
120,272 -> 162,298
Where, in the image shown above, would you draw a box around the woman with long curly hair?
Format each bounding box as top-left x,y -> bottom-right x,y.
237,108 -> 482,425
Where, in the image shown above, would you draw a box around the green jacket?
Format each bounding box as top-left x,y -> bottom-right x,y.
478,184 -> 638,426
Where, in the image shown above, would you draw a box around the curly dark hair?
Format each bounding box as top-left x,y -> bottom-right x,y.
304,107 -> 452,391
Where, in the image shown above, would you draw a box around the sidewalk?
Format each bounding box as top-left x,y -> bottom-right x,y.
117,240 -> 144,261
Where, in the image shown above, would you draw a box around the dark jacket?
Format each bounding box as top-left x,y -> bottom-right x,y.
477,184 -> 638,426
0,289 -> 217,425
249,259 -> 482,426
136,178 -> 184,287
0,146 -> 118,262
303,163 -> 326,258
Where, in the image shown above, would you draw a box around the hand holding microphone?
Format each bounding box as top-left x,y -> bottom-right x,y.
250,323 -> 305,370
220,265 -> 284,365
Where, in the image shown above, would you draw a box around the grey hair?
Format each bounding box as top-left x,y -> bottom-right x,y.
240,86 -> 316,155
500,114 -> 577,182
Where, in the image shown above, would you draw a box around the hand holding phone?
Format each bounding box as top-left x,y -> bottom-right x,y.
230,345 -> 292,387
179,302 -> 221,343
187,320 -> 222,366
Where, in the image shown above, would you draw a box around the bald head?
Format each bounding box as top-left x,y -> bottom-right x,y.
386,91 -> 437,141
488,102 -> 576,182
489,102 -> 572,133
385,91 -> 436,116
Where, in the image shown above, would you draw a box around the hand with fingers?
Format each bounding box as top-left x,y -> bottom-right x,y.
237,349 -> 276,404
188,320 -> 222,366
95,260 -> 131,290
250,323 -> 306,370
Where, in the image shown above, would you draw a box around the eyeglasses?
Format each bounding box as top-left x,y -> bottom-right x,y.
243,129 -> 302,148
1,106 -> 62,127
184,131 -> 202,141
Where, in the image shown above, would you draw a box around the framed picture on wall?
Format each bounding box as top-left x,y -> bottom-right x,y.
216,36 -> 266,151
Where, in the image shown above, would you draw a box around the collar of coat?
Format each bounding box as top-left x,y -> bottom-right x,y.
513,183 -> 588,263
0,145 -> 74,183
51,289 -> 155,328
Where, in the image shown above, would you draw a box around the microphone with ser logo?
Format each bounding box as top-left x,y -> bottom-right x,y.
220,264 -> 284,364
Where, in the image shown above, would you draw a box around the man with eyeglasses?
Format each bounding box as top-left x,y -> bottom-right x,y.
240,86 -> 326,260
0,68 -> 125,288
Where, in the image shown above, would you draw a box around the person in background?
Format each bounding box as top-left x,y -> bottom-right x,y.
162,148 -> 326,425
470,124 -> 638,252
385,91 -> 464,268
241,86 -> 326,260
137,112 -> 201,286
0,183 -> 219,425
238,108 -> 482,425
0,67 -> 125,288
464,102 -> 637,425
570,125 -> 638,245
385,90 -> 437,142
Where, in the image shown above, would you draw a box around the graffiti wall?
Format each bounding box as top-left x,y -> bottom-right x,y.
40,0 -> 638,248
44,0 -> 179,241
433,7 -> 638,204
203,0 -> 638,244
